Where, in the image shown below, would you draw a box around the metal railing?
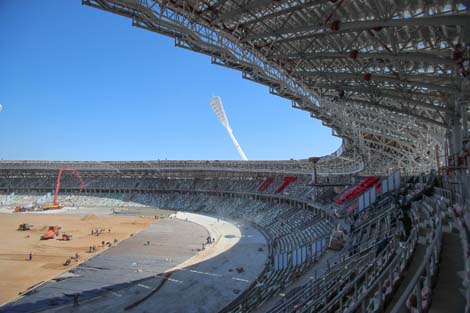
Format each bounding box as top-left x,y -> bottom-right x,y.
390,219 -> 442,313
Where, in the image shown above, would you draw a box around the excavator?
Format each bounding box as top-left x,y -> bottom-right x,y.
41,226 -> 61,240
41,168 -> 85,210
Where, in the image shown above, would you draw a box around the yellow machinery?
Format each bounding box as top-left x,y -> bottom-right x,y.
41,168 -> 84,211
41,203 -> 63,210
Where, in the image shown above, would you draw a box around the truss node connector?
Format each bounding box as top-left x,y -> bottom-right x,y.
330,20 -> 340,31
350,50 -> 358,60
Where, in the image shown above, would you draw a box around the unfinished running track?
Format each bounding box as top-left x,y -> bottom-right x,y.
2,213 -> 268,313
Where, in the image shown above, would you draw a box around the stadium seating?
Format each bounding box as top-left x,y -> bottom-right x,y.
335,176 -> 380,205
267,181 -> 453,313
258,178 -> 274,192
275,176 -> 298,193
2,169 -> 469,313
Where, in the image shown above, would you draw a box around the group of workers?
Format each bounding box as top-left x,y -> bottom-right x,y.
201,236 -> 216,250
27,251 -> 80,266
27,226 -> 119,265
91,228 -> 111,236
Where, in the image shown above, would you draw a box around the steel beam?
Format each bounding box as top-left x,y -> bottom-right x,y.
299,71 -> 458,93
272,51 -> 456,66
241,14 -> 470,42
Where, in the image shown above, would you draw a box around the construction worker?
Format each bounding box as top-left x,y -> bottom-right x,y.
73,293 -> 79,307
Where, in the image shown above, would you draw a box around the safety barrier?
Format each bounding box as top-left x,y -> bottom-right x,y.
390,219 -> 442,313
274,236 -> 328,271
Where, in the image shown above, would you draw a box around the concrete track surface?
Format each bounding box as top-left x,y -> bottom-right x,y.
2,212 -> 267,313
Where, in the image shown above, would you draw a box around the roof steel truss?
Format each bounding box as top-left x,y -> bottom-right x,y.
83,0 -> 470,174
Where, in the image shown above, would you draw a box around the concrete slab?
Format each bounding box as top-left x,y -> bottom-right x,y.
2,218 -> 208,313
2,212 -> 269,313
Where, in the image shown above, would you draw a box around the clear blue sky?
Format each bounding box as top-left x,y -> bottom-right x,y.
0,0 -> 340,161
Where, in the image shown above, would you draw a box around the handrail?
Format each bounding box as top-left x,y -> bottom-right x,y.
389,207 -> 443,313
344,227 -> 418,313
322,195 -> 442,313
269,245 -> 377,313
351,202 -> 395,233
270,253 -> 372,313
270,190 -> 443,313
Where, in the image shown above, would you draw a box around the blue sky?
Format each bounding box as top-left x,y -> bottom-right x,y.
0,0 -> 340,161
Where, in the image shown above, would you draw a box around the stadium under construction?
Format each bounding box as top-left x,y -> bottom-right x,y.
1,1 -> 470,313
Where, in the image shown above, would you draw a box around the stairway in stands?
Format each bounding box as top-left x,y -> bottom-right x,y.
429,227 -> 466,312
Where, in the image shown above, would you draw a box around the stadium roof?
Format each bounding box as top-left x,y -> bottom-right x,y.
83,0 -> 470,174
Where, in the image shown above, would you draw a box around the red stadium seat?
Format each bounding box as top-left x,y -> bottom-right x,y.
258,178 -> 274,192
276,176 -> 297,193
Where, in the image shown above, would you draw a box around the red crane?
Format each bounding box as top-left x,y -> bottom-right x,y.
42,168 -> 85,210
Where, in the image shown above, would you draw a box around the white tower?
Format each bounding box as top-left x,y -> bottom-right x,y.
209,96 -> 248,161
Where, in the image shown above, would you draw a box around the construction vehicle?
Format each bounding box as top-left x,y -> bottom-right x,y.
61,233 -> 72,241
14,206 -> 34,213
41,168 -> 85,210
17,223 -> 33,231
14,206 -> 25,212
41,226 -> 61,240
41,203 -> 64,210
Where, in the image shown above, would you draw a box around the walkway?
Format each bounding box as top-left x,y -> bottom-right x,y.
429,231 -> 466,313
385,243 -> 426,313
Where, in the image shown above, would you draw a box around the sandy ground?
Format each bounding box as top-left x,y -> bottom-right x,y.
0,212 -> 156,305
31,212 -> 268,313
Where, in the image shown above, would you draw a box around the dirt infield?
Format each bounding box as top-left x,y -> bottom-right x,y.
0,212 -> 156,305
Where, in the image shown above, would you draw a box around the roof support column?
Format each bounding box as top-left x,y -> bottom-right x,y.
462,99 -> 469,140
448,96 -> 464,157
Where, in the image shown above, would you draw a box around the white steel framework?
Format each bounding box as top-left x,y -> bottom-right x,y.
83,0 -> 470,175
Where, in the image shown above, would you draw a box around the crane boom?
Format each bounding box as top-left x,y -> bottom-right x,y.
53,168 -> 85,205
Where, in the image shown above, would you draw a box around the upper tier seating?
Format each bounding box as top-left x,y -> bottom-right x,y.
258,178 -> 274,192
276,176 -> 298,193
336,176 -> 380,205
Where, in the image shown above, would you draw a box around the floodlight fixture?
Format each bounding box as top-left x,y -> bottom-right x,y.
210,96 -> 248,161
